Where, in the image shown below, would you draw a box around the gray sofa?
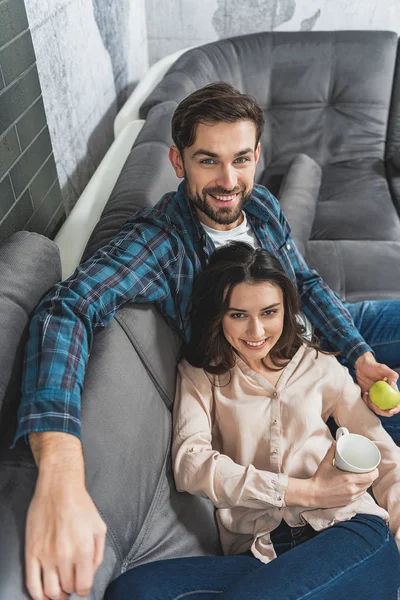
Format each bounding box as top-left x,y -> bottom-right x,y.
1,30 -> 400,599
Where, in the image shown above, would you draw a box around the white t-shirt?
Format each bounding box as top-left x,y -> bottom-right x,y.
201,213 -> 313,340
201,211 -> 259,249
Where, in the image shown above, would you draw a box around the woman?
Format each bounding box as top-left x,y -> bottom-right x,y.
106,242 -> 400,599
175,242 -> 400,597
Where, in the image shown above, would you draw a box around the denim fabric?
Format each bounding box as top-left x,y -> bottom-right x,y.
323,300 -> 400,441
104,514 -> 400,600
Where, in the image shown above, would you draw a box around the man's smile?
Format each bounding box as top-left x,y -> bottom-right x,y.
207,191 -> 240,205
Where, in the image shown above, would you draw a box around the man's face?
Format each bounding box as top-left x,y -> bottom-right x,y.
169,120 -> 261,230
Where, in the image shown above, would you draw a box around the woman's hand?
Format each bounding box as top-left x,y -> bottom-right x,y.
285,443 -> 379,509
307,442 -> 379,508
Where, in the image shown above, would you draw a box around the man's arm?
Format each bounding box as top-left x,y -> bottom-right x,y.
20,216 -> 187,598
16,217 -> 181,445
274,201 -> 399,410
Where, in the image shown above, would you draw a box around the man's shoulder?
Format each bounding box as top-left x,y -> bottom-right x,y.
137,189 -> 181,222
248,184 -> 280,217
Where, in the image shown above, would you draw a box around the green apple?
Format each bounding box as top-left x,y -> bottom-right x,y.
369,380 -> 400,410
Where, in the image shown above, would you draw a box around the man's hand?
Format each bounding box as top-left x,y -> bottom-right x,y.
25,433 -> 107,600
355,352 -> 400,417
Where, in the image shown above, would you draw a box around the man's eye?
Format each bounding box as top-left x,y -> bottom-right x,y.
200,159 -> 216,164
235,157 -> 250,164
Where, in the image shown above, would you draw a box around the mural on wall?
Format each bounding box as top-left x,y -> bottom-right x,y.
212,0 -> 296,37
24,0 -> 147,212
300,10 -> 321,31
147,0 -> 400,64
92,0 -> 133,109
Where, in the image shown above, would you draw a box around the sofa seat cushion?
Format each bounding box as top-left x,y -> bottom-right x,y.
311,159 -> 400,241
306,239 -> 400,301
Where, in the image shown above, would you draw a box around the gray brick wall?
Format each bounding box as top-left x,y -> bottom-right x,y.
0,0 -> 65,244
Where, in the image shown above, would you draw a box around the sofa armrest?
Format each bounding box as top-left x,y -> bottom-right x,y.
0,232 -> 61,449
278,154 -> 322,256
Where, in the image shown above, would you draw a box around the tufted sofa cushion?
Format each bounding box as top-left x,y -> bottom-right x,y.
141,31 -> 398,168
141,32 -> 400,243
277,153 -> 321,256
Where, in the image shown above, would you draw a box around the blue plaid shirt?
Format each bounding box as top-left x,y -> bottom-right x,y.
16,183 -> 371,443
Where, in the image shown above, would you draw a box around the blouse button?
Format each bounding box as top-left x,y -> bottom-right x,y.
272,419 -> 278,425
272,449 -> 278,454
277,496 -> 282,502
272,391 -> 277,398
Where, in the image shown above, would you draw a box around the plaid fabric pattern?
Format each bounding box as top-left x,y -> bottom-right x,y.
15,182 -> 371,443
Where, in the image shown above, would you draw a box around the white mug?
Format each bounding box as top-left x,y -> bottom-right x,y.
334,427 -> 381,473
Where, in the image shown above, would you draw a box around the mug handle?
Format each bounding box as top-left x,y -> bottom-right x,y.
336,427 -> 349,441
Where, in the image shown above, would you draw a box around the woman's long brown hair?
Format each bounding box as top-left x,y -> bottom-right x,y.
184,241 -> 331,376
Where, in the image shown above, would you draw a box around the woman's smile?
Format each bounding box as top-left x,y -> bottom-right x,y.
241,337 -> 268,349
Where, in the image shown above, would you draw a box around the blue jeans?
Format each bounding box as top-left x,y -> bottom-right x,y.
323,299 -> 400,441
104,514 -> 400,600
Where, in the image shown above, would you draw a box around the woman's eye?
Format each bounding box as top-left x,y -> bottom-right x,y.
263,310 -> 277,316
231,313 -> 246,319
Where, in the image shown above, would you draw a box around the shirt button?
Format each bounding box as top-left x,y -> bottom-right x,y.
286,244 -> 291,250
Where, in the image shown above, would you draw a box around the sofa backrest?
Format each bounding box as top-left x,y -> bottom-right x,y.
141,31 -> 399,181
83,101 -> 179,260
81,302 -> 221,567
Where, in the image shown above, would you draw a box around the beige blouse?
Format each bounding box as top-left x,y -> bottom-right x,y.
172,344 -> 400,563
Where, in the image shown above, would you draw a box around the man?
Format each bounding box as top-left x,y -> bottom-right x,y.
17,83 -> 400,600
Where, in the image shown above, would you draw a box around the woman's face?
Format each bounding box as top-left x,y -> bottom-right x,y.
222,281 -> 285,368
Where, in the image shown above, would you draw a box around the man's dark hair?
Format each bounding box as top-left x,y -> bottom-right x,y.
185,242 -> 327,377
171,82 -> 265,152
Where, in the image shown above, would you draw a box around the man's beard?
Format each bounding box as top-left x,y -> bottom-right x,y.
185,181 -> 252,226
